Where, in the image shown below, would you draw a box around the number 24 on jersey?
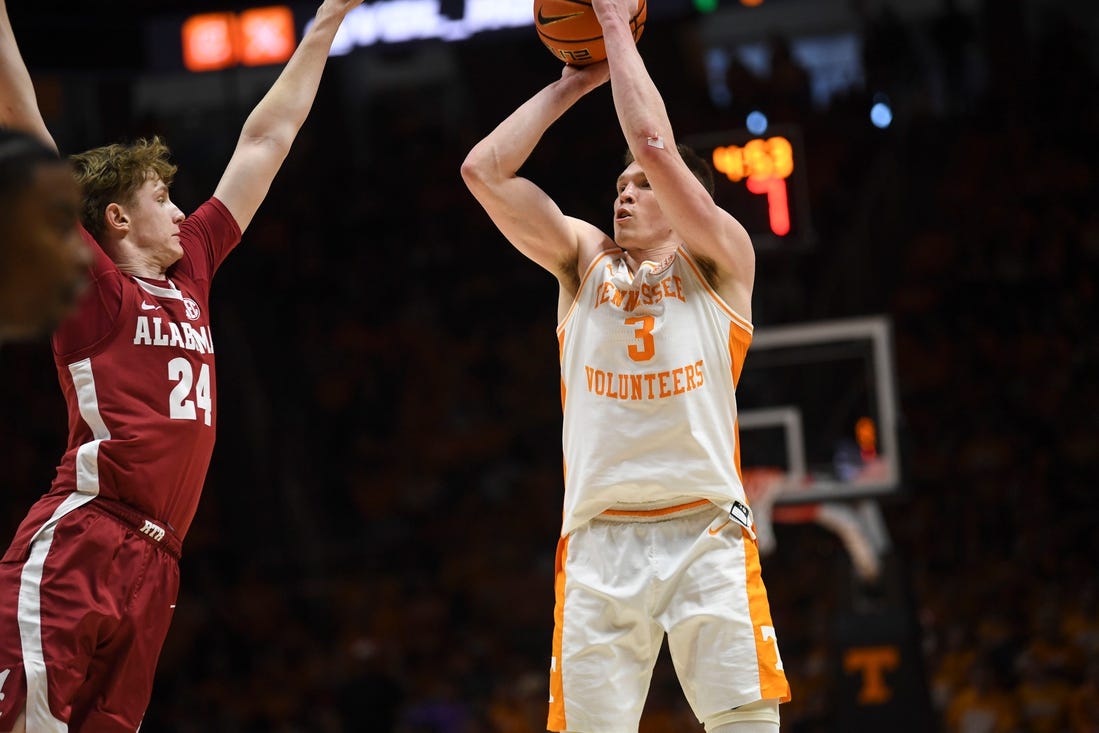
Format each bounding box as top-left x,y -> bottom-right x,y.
168,357 -> 212,425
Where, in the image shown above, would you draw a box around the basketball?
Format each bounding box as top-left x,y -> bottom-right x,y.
534,0 -> 647,66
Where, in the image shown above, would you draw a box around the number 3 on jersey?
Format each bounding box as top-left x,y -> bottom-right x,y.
168,357 -> 212,425
625,316 -> 656,361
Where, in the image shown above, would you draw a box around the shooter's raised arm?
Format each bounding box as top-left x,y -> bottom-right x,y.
461,64 -> 614,300
593,0 -> 756,317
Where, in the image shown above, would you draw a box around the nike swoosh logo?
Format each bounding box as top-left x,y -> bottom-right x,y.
537,6 -> 585,25
708,519 -> 732,536
141,302 -> 162,311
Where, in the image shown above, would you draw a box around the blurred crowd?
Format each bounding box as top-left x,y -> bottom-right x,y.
1,0 -> 1097,730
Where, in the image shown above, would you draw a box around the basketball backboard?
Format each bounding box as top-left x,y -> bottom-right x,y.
738,316 -> 901,504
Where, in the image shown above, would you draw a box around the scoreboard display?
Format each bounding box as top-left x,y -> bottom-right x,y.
686,125 -> 813,249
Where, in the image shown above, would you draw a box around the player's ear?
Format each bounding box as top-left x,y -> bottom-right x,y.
105,203 -> 129,234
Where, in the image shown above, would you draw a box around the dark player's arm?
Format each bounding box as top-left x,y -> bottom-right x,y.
593,0 -> 754,316
0,0 -> 57,150
461,66 -> 614,294
213,0 -> 362,234
0,3 -> 125,348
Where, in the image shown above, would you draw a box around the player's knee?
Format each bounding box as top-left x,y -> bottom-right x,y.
703,698 -> 779,733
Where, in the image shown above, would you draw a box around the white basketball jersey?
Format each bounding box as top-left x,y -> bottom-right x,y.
557,248 -> 754,535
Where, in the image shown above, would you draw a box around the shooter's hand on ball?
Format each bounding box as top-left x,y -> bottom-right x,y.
561,60 -> 610,90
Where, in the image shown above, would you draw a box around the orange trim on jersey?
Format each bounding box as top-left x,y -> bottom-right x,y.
558,327 -> 568,407
678,247 -> 754,335
548,534 -> 570,731
600,498 -> 711,518
556,250 -> 616,335
744,533 -> 793,702
728,329 -> 751,523
728,323 -> 751,388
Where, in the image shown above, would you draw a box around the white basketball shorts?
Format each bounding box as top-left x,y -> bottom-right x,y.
548,501 -> 790,733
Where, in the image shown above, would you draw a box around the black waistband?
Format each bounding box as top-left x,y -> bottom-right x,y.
87,497 -> 182,560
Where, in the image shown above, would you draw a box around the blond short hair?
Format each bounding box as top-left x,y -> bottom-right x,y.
70,137 -> 178,241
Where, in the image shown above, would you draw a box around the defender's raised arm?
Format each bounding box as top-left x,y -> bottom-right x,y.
0,0 -> 56,149
214,0 -> 363,233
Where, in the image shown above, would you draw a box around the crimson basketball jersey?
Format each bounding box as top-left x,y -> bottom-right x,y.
556,248 -> 753,535
5,198 -> 240,556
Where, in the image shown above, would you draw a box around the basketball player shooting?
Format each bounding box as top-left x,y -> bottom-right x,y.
0,1 -> 362,730
462,0 -> 791,730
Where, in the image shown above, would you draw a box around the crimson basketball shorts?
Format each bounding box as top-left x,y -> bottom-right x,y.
0,497 -> 180,732
548,501 -> 790,733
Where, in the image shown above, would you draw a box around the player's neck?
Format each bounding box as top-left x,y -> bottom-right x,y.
116,257 -> 169,280
622,242 -> 679,274
109,239 -> 172,280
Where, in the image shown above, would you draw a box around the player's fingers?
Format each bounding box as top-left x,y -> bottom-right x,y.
561,60 -> 609,88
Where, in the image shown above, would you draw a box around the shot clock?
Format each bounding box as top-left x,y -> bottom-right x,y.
686,125 -> 813,249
